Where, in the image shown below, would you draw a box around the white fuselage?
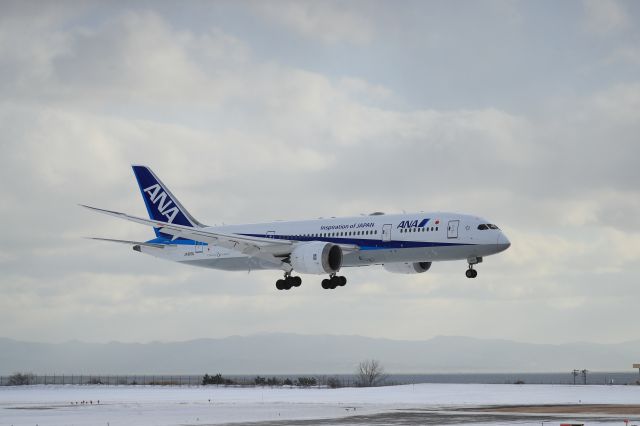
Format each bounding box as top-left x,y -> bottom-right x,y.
137,212 -> 510,272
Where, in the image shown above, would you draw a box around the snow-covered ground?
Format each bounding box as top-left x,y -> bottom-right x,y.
1,383 -> 639,425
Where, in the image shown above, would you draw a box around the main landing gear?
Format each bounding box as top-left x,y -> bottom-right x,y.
465,256 -> 482,279
321,274 -> 347,290
275,274 -> 302,290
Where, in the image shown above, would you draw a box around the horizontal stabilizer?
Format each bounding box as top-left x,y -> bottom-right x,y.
86,237 -> 169,248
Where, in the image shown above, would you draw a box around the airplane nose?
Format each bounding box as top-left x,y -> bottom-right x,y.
497,233 -> 511,252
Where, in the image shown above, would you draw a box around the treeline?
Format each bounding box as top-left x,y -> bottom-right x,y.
202,373 -> 344,388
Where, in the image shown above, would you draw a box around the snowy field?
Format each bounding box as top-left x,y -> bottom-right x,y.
1,383 -> 639,426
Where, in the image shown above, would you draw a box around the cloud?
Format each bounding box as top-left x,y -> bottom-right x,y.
252,1 -> 373,44
608,45 -> 640,66
583,0 -> 629,35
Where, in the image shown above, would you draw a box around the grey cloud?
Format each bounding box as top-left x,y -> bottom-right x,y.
0,1 -> 639,344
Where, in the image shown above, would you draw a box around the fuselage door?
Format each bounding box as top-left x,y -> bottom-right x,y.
447,220 -> 459,239
266,231 -> 275,239
382,224 -> 392,242
195,241 -> 204,253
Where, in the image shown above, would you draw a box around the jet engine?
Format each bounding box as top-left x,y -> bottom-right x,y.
383,261 -> 432,274
290,241 -> 342,275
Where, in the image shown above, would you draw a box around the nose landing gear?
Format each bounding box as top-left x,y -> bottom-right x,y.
465,256 -> 482,279
465,267 -> 478,278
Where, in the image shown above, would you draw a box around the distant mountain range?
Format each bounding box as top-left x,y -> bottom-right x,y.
1,334 -> 638,375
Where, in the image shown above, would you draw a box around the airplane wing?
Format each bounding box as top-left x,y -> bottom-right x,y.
81,205 -> 359,257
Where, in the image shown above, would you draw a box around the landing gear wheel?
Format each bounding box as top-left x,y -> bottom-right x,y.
338,276 -> 347,286
292,276 -> 302,287
329,278 -> 337,289
321,279 -> 330,289
276,279 -> 285,290
465,268 -> 478,278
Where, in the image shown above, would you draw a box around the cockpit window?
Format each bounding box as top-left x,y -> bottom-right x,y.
478,224 -> 500,230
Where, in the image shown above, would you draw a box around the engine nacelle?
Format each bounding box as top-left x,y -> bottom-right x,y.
383,261 -> 432,274
290,242 -> 343,275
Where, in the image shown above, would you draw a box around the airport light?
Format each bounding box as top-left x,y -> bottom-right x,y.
572,369 -> 580,385
581,369 -> 588,385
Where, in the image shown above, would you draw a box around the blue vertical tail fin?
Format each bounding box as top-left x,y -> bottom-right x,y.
131,165 -> 202,237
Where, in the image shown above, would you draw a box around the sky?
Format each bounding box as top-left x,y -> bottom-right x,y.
0,0 -> 639,345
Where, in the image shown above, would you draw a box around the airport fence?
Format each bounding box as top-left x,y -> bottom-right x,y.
1,372 -> 639,386
0,374 -> 362,387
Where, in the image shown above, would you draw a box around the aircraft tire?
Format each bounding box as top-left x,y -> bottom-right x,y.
292,276 -> 302,287
321,279 -> 330,289
329,277 -> 338,289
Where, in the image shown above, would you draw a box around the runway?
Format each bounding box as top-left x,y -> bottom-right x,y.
2,383 -> 639,425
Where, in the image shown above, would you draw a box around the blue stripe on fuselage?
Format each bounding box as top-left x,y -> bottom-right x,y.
145,234 -> 473,250
239,233 -> 472,250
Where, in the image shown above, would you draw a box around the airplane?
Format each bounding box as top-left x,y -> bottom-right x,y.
82,165 -> 511,290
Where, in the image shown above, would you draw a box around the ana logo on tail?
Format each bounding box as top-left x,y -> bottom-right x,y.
144,184 -> 180,223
